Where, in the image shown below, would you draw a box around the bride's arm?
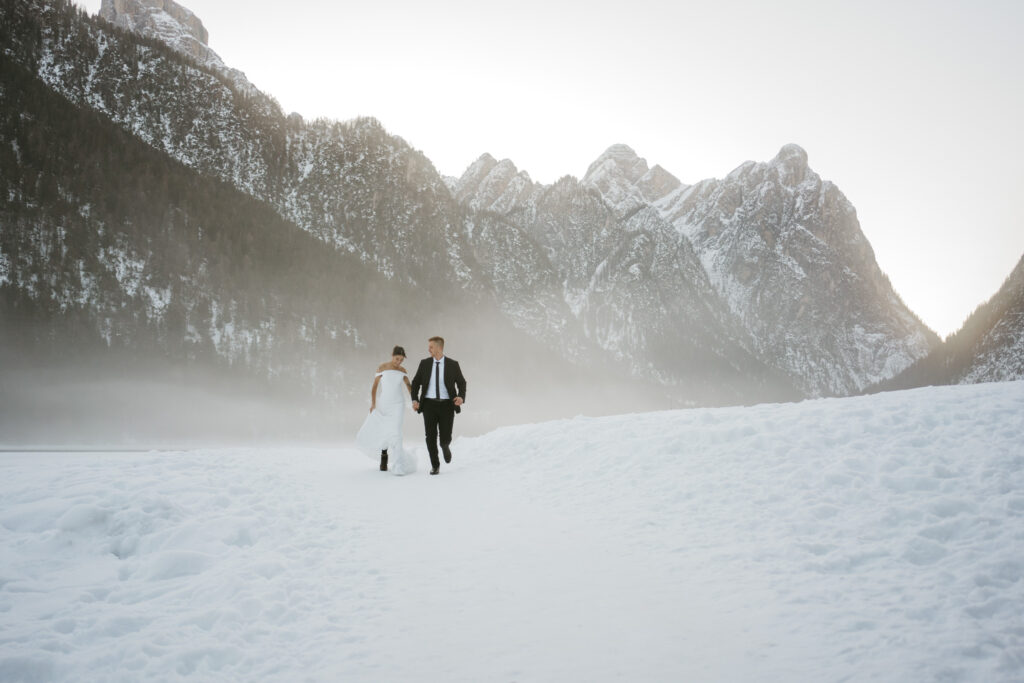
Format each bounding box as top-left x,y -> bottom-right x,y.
409,362 -> 422,410
369,375 -> 381,413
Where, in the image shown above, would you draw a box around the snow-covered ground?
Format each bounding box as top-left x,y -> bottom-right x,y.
1,382 -> 1023,681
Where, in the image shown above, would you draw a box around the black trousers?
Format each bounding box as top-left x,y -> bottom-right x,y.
421,399 -> 455,469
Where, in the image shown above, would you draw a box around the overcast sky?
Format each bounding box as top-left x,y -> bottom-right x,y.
87,0 -> 1023,337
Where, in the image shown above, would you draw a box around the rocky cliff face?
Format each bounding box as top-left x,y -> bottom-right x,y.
99,0 -> 253,93
456,143 -> 939,397
452,154 -> 540,214
582,144 -> 684,216
654,144 -> 938,395
455,152 -> 797,401
100,0 -> 208,53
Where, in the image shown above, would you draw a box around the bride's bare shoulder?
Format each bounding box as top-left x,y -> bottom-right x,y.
377,362 -> 409,374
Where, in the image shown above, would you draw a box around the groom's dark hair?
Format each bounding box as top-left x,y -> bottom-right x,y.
428,336 -> 445,348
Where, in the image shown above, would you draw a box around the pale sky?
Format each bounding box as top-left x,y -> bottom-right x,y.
87,0 -> 1023,338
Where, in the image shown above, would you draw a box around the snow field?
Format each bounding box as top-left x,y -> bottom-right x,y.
1,381 -> 1023,681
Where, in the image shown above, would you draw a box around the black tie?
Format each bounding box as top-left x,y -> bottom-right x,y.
434,361 -> 441,400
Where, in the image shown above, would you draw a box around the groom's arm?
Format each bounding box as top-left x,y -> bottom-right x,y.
453,361 -> 467,404
410,360 -> 425,407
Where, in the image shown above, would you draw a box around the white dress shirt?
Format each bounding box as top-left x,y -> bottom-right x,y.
426,356 -> 450,400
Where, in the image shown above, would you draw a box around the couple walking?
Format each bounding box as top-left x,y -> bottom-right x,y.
355,336 -> 467,475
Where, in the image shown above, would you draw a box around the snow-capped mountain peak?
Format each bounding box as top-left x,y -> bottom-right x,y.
452,153 -> 536,214
99,0 -> 254,93
635,163 -> 685,205
101,0 -> 208,54
454,153 -> 499,195
770,143 -> 810,186
583,144 -> 649,185
582,144 -> 683,216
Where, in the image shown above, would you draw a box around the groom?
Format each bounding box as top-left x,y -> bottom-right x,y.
411,336 -> 467,475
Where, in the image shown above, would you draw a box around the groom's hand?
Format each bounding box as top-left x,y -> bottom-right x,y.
412,401 -> 419,411
453,397 -> 463,407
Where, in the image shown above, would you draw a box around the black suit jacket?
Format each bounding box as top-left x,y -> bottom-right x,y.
410,357 -> 467,414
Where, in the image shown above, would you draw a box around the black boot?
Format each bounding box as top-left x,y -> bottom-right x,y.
380,450 -> 388,471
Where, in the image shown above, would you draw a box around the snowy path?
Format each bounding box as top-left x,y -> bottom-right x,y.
2,382 -> 1023,681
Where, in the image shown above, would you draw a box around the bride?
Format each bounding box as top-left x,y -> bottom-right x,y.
355,345 -> 417,475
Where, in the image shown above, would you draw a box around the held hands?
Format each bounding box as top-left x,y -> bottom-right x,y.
408,399 -> 460,410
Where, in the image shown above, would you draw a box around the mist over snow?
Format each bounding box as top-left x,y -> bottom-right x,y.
6,0 -> 1024,450
2,382 -> 1022,681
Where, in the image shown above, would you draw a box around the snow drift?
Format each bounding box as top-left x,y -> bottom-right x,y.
1,382 -> 1022,681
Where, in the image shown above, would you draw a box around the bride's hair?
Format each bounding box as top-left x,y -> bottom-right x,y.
392,345 -> 406,357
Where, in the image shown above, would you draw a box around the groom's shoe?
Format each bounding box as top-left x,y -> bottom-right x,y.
442,447 -> 452,464
430,467 -> 440,475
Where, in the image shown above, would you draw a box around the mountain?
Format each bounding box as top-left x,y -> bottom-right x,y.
0,0 -> 675,443
652,143 -> 939,395
22,0 -> 478,297
0,0 -> 952,445
874,252 -> 1024,390
454,153 -> 797,402
0,38 -> 426,440
454,144 -> 939,397
2,0 -> 787,404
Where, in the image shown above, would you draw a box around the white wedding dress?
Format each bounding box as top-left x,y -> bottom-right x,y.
355,369 -> 417,475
